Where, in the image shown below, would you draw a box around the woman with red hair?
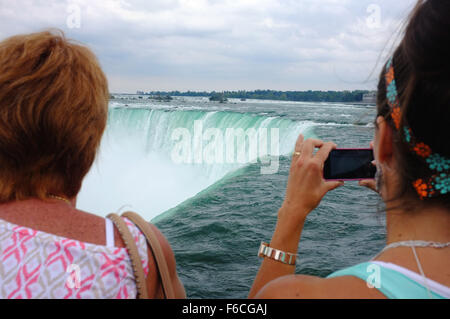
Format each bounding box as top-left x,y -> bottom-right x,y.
0,30 -> 185,299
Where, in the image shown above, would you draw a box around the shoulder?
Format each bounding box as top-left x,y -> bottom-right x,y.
254,274 -> 387,299
143,223 -> 186,298
145,224 -> 177,276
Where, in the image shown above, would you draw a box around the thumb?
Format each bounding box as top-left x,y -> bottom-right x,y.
359,179 -> 377,192
325,180 -> 344,192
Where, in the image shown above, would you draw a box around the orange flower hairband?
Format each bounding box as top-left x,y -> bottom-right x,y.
384,58 -> 449,199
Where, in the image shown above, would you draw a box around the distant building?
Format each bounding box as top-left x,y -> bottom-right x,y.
362,92 -> 377,104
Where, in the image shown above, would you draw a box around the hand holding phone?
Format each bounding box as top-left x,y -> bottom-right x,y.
323,149 -> 376,181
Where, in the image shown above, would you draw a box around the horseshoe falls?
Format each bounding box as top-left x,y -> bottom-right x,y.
77,98 -> 316,221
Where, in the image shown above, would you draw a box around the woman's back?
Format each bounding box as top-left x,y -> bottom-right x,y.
327,246 -> 450,299
0,198 -> 158,299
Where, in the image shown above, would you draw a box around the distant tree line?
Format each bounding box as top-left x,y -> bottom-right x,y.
137,90 -> 371,102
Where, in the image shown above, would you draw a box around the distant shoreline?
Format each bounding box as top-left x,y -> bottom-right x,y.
110,90 -> 376,106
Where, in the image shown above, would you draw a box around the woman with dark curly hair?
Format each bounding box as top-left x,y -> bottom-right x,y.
0,30 -> 185,299
250,0 -> 450,299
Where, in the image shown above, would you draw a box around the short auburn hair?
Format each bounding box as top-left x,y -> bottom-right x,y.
0,30 -> 109,202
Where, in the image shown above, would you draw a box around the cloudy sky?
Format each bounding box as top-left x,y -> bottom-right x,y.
0,0 -> 417,93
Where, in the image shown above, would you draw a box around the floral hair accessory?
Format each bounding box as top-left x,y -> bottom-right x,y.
384,57 -> 450,199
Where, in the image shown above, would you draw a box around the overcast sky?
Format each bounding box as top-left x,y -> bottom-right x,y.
0,0 -> 417,93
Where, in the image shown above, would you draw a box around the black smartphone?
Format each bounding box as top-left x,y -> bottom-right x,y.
323,149 -> 376,181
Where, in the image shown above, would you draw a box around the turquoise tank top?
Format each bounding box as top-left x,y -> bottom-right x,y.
326,262 -> 447,299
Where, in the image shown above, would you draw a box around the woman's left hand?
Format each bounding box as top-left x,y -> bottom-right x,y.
279,134 -> 344,227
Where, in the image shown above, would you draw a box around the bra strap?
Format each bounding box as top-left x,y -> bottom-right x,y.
107,213 -> 149,299
105,218 -> 115,248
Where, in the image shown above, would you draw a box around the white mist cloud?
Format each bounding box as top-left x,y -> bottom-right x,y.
0,0 -> 417,92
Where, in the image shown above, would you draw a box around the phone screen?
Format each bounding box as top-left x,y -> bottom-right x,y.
323,149 -> 376,181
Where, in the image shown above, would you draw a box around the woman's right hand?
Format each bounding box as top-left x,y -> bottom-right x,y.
248,134 -> 343,298
278,134 -> 343,228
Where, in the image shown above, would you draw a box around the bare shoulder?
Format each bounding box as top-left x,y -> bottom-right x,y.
146,224 -> 177,276
254,274 -> 387,299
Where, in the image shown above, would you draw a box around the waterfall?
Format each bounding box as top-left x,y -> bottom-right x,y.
77,106 -> 317,221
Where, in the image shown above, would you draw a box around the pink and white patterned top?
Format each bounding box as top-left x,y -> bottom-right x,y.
0,217 -> 149,299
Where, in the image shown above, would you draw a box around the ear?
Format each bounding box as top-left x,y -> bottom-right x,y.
375,116 -> 394,166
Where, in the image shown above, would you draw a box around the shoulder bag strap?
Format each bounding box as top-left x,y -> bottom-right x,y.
106,213 -> 149,299
122,211 -> 176,299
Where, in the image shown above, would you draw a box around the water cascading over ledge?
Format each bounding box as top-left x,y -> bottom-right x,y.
77,106 -> 316,221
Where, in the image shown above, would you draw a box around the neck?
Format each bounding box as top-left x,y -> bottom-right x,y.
385,203 -> 450,245
380,168 -> 450,244
48,194 -> 76,206
0,196 -> 77,212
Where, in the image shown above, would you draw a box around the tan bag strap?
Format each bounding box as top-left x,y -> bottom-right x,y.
122,211 -> 176,299
106,213 -> 149,299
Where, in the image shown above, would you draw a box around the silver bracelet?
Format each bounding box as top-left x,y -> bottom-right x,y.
258,242 -> 297,266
